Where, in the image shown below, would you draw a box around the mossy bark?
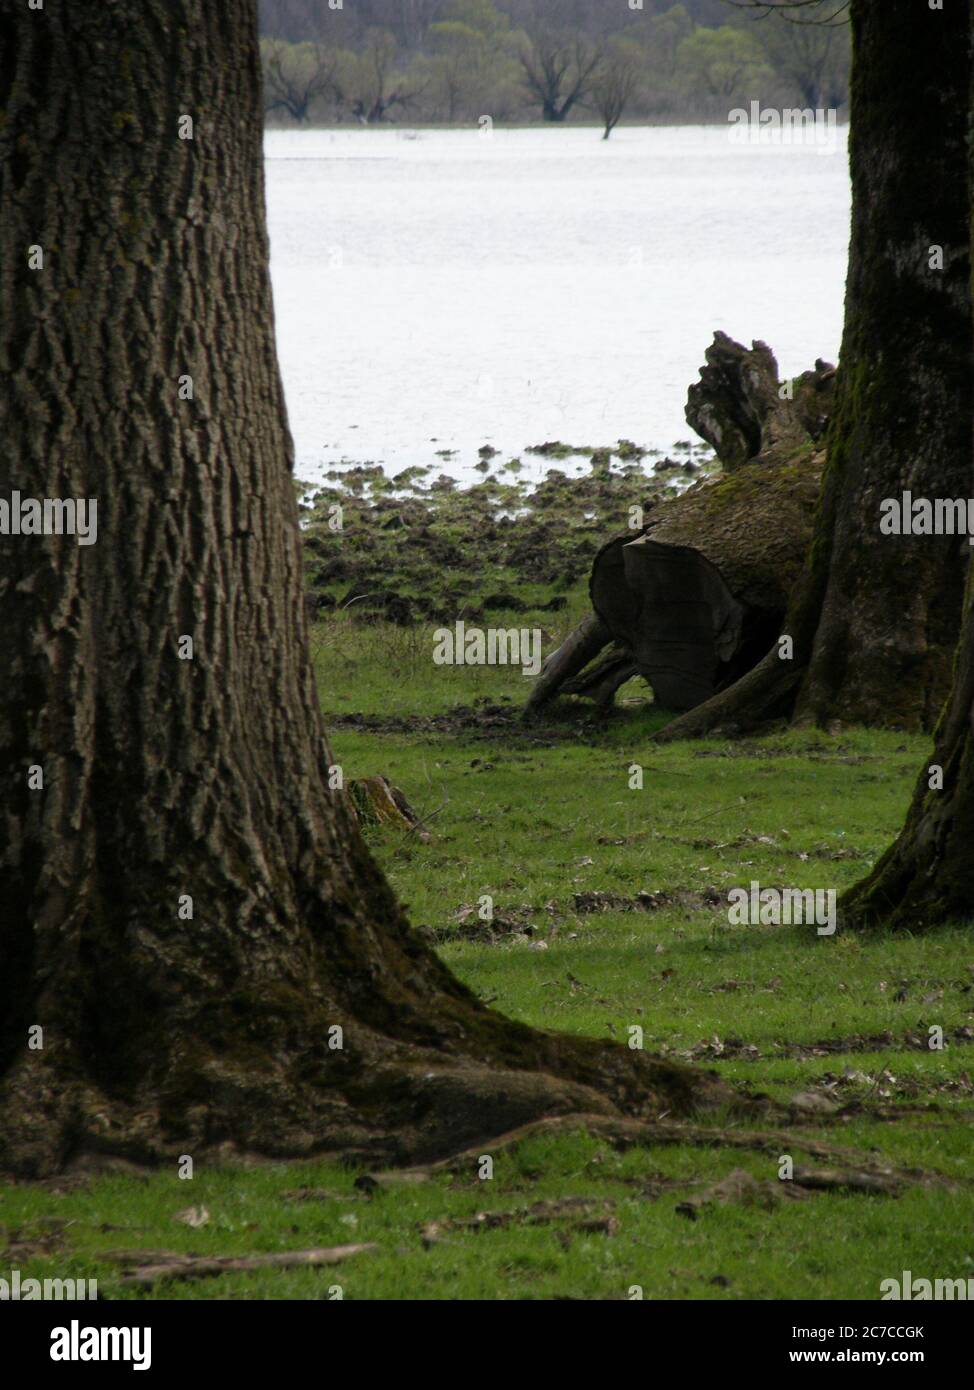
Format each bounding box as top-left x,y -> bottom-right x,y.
794,0 -> 972,730
840,563 -> 974,930
657,0 -> 972,742
839,0 -> 974,931
0,1 -> 724,1178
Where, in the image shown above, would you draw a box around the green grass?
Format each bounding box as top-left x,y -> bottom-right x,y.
309,599 -> 593,717
4,622 -> 973,1301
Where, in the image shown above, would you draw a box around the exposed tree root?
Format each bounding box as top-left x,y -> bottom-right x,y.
653,645 -> 805,743
352,1112 -> 951,1192
0,1016 -> 734,1180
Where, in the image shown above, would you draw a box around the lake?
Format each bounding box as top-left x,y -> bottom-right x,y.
265,124 -> 850,486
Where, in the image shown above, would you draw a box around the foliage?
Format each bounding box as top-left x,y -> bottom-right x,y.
675,26 -> 776,106
259,1 -> 851,126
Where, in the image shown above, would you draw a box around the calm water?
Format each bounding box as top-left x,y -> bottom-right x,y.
264,125 -> 850,486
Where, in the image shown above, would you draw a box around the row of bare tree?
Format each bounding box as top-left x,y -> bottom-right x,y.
261,1 -> 850,133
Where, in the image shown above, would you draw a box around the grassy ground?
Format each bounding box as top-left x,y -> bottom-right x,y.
4,615 -> 973,1302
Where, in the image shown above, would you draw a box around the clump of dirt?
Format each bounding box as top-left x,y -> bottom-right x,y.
420,902 -> 542,945
325,699 -> 614,743
573,888 -> 723,914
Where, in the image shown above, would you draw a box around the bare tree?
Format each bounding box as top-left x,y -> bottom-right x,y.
345,28 -> 428,123
519,28 -> 604,123
261,38 -> 339,122
590,39 -> 642,140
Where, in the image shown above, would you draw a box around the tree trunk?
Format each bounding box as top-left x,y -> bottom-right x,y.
0,0 -> 721,1178
525,401 -> 824,718
656,0 -> 972,742
841,564 -> 974,929
838,0 -> 974,931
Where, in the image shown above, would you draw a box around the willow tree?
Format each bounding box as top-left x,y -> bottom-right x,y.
0,1 -> 721,1178
658,0 -> 972,741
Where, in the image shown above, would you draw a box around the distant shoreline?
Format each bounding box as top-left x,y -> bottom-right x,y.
264,116 -> 851,133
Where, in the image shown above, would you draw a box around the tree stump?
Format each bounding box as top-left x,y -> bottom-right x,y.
348,777 -> 431,840
524,336 -> 830,715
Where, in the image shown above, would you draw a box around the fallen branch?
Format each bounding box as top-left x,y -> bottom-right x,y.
110,1242 -> 377,1289
420,1197 -> 619,1246
791,1166 -> 902,1196
524,612 -> 611,714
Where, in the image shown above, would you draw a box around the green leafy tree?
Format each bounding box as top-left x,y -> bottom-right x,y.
755,7 -> 850,109
647,3 -> 695,81
420,0 -> 518,122
338,27 -> 427,123
675,26 -> 774,105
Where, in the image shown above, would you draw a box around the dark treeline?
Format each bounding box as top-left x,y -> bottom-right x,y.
258,0 -> 850,129
260,0 -> 732,48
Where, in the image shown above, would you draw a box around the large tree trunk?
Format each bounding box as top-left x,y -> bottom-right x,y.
0,1 -> 721,1178
838,0 -> 974,931
656,0 -> 972,743
841,565 -> 974,929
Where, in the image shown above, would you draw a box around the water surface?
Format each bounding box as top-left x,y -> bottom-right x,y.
265,125 -> 850,484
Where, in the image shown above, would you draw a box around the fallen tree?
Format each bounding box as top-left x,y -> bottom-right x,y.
526,337 -> 832,714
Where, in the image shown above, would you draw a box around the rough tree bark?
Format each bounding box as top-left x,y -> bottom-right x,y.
685,333 -> 834,473
838,1 -> 974,931
656,0 -> 972,742
841,563 -> 974,930
0,1 -> 724,1179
